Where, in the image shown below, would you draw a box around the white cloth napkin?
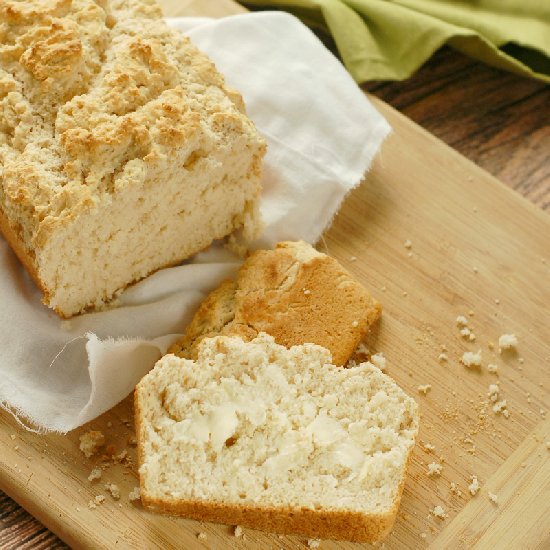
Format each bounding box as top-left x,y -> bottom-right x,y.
0,12 -> 390,433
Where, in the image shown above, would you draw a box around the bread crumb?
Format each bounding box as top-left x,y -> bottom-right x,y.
350,256 -> 357,262
438,353 -> 448,363
402,291 -> 408,297
418,384 -> 432,395
93,495 -> 105,506
488,383 -> 500,402
431,505 -> 447,519
495,298 -> 500,305
404,239 -> 412,249
307,540 -> 321,548
87,467 -> 102,482
420,532 -> 427,539
468,475 -> 480,496
407,252 -> 413,258
456,315 -> 469,327
461,350 -> 482,368
197,532 -> 207,540
427,462 -> 443,476
370,352 -> 387,372
106,421 -> 112,428
128,487 -> 141,501
10,434 -> 16,441
303,289 -> 311,295
351,320 -> 359,327
487,364 -> 498,375
127,436 -> 137,446
423,442 -> 435,452
450,482 -> 462,497
499,334 -> 517,352
459,327 -> 471,339
113,449 -> 128,464
488,342 -> 495,350
234,526 -> 243,538
488,492 -> 498,504
87,500 -> 97,510
105,483 -> 120,500
545,441 -> 550,450
79,431 -> 105,458
473,267 -> 478,273
518,357 -> 524,364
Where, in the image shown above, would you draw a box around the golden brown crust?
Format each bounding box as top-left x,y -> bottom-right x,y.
169,241 -> 381,366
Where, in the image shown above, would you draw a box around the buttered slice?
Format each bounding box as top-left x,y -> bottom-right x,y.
135,333 -> 418,543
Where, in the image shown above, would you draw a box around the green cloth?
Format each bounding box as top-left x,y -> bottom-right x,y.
243,0 -> 550,83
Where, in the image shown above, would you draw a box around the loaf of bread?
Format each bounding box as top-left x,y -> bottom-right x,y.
169,240 -> 381,366
0,0 -> 265,317
136,333 -> 419,542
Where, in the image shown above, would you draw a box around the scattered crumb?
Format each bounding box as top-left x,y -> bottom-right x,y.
128,487 -> 141,502
461,350 -> 482,368
456,315 -> 469,327
10,434 -> 16,441
197,532 -> 207,540
498,334 -> 517,352
546,441 -> 550,450
402,291 -> 408,297
488,492 -> 498,504
307,540 -> 321,549
105,483 -> 120,500
113,449 -> 128,464
438,353 -> 448,363
381,286 -> 386,292
469,476 -> 480,496
303,289 -> 311,295
450,482 -> 462,497
407,252 -> 413,258
79,431 -> 105,459
459,327 -> 471,339
356,342 -> 370,355
494,298 -> 500,305
76,506 -> 81,512
127,436 -> 137,446
87,500 -> 97,510
234,526 -> 243,538
473,267 -> 478,273
518,357 -> 524,364
106,421 -> 112,428
350,256 -> 357,262
404,239 -> 412,249
370,352 -> 387,372
431,505 -> 447,519
420,533 -> 427,539
418,384 -> 432,395
488,342 -> 495,351
87,467 -> 102,482
487,364 -> 498,375
427,462 -> 443,477
488,383 -> 500,402
351,320 -> 359,328
423,442 -> 435,452
94,495 -> 105,505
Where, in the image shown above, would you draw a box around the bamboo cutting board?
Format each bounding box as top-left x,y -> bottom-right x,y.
1,1 -> 549,548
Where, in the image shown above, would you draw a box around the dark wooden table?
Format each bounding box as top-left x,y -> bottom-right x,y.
1,47 -> 548,550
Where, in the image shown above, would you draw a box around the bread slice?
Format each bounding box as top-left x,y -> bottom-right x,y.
168,241 -> 381,366
0,0 -> 265,317
135,333 -> 418,542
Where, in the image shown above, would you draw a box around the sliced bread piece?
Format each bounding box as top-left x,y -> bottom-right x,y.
168,241 -> 381,365
136,333 -> 418,542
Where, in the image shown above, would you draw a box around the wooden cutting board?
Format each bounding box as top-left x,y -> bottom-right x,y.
1,1 -> 549,548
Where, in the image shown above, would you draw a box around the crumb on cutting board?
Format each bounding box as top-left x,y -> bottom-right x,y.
461,350 -> 482,368
79,431 -> 105,458
498,334 -> 518,352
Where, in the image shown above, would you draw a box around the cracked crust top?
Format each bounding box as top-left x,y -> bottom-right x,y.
0,0 -> 260,251
168,241 -> 381,366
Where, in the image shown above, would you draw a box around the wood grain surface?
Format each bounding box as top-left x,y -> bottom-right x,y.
1,0 -> 549,548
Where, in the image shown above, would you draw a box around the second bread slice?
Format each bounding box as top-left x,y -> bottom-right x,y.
169,241 -> 381,365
